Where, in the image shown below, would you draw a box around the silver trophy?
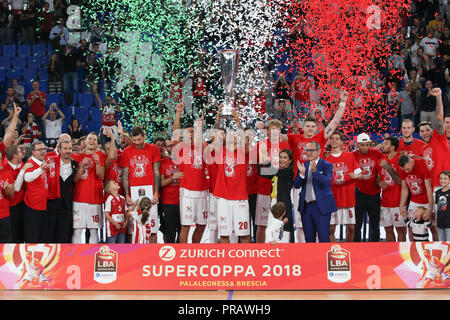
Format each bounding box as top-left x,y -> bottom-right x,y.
220,49 -> 239,118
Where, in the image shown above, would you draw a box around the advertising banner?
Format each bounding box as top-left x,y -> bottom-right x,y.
0,242 -> 448,290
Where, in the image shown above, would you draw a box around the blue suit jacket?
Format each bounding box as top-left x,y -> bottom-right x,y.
293,158 -> 337,216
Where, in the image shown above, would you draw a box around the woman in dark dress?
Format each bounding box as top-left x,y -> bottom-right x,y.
258,147 -> 295,242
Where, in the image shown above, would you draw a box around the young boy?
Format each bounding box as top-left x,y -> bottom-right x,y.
405,206 -> 432,241
104,180 -> 127,243
265,202 -> 288,244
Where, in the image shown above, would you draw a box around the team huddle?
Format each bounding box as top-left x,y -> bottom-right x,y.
0,87 -> 449,245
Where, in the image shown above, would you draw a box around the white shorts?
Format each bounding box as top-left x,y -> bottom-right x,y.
380,206 -> 406,228
73,202 -> 102,229
330,207 -> 356,225
23,272 -> 47,284
180,188 -> 208,226
291,187 -> 303,228
255,194 -> 271,227
207,192 -> 218,231
217,197 -> 250,237
408,201 -> 435,226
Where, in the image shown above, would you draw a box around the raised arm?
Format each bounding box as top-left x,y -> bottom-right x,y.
324,90 -> 349,139
430,87 -> 445,135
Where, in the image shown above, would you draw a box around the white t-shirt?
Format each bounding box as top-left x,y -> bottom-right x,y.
419,37 -> 439,56
45,118 -> 63,139
265,214 -> 284,243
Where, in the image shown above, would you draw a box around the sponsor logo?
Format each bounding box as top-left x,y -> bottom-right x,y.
327,244 -> 351,283
94,245 -> 118,284
159,246 -> 176,262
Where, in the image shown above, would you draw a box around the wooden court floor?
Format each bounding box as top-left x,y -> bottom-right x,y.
0,289 -> 448,300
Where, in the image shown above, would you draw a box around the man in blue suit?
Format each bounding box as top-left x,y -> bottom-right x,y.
294,141 -> 337,242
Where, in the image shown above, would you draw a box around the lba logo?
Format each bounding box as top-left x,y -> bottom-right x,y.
159,246 -> 176,261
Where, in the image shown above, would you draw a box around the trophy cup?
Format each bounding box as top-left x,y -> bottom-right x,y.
220,49 -> 239,118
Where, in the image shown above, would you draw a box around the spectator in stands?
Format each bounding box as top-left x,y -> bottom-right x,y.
273,73 -> 292,105
419,80 -> 438,128
428,12 -> 445,34
21,112 -> 42,149
102,45 -> 122,95
11,78 -> 25,106
1,87 -> 21,117
398,81 -> 417,124
48,53 -> 63,94
68,116 -> 84,139
1,108 -> 22,134
42,103 -> 65,149
27,80 -> 46,125
53,0 -> 68,19
19,0 -> 38,45
85,52 -> 102,93
0,1 -> 14,45
61,44 -> 78,93
38,1 -> 55,43
420,29 -> 439,58
49,17 -> 69,52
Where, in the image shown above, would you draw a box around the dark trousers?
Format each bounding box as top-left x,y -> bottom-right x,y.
0,216 -> 11,243
24,205 -> 47,243
10,203 -> 24,243
47,204 -> 73,243
302,201 -> 331,243
160,204 -> 181,243
248,194 -> 257,241
354,189 -> 381,242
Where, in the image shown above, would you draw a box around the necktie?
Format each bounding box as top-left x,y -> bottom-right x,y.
305,163 -> 314,203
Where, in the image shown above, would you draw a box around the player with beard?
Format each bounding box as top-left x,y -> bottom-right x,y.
72,133 -> 105,243
324,131 -> 362,242
418,87 -> 450,239
120,126 -> 161,243
376,137 -> 406,242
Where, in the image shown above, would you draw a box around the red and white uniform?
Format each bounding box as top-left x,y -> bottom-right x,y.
324,151 -> 361,225
100,104 -> 119,140
420,130 -> 450,188
399,158 -> 432,221
353,148 -> 384,195
255,139 -> 291,227
0,167 -> 13,219
4,162 -> 24,208
129,210 -> 151,244
377,153 -> 405,227
104,194 -> 126,238
72,152 -> 105,229
206,150 -> 219,232
23,157 -> 48,211
287,129 -> 327,166
175,142 -> 208,226
193,76 -> 207,98
214,146 -> 250,237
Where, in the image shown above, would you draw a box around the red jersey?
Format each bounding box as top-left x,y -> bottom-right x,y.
0,168 -> 13,219
120,143 -> 161,188
256,139 -> 291,195
72,151 -> 105,204
353,148 -> 384,195
104,194 -> 126,238
324,151 -> 360,208
421,130 -> 450,188
4,162 -> 24,207
27,91 -> 46,116
160,156 -> 181,205
175,142 -> 208,192
287,129 -> 327,165
24,158 -> 48,211
129,209 -> 151,244
105,152 -> 124,196
213,146 -> 248,200
377,153 -> 402,208
398,138 -> 426,158
399,158 -> 431,204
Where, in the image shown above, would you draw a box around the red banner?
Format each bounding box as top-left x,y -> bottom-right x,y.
0,242 -> 449,290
